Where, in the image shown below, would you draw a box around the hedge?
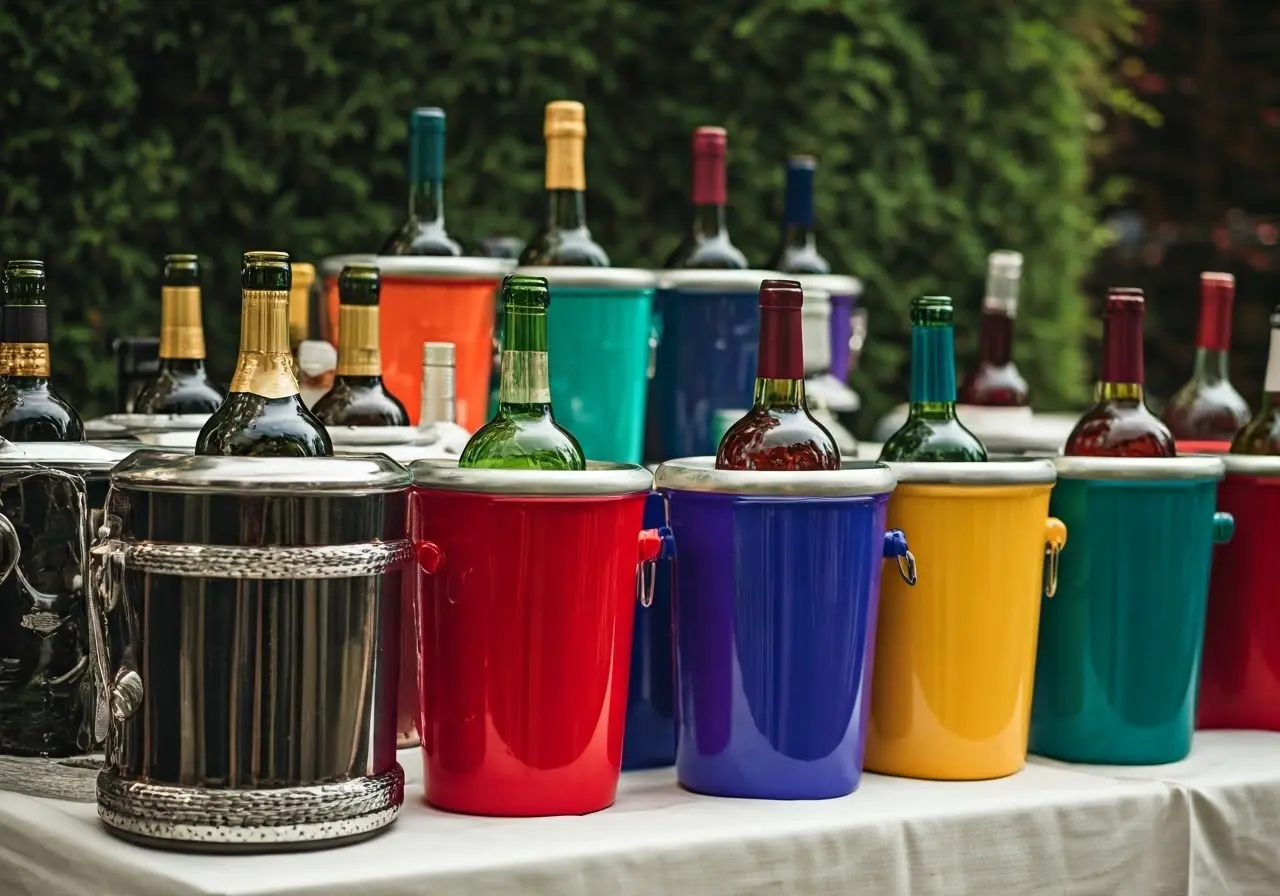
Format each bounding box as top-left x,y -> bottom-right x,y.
0,0 -> 1142,428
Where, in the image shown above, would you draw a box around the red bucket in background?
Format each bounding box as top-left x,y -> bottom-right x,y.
409,460 -> 664,816
1177,440 -> 1232,455
1199,455 -> 1280,730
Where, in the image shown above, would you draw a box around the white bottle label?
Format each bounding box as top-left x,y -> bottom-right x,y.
1266,329 -> 1280,394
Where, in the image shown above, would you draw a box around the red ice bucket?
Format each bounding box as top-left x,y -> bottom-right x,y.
409,459 -> 666,816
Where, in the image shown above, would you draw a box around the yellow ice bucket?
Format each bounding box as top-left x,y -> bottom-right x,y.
864,460 -> 1067,780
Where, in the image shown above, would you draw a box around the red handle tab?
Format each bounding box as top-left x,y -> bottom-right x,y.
638,529 -> 662,564
416,541 -> 444,574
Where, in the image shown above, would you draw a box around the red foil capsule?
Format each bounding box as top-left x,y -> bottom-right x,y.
691,126 -> 727,206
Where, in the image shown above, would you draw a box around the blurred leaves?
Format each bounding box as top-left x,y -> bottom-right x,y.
0,0 -> 1142,424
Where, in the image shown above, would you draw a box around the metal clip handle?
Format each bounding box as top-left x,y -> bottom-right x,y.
882,528 -> 916,586
87,505 -> 145,749
1043,517 -> 1067,599
635,525 -> 674,608
0,512 -> 20,588
646,321 -> 661,381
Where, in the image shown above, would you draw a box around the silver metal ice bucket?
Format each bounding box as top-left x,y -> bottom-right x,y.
88,452 -> 413,852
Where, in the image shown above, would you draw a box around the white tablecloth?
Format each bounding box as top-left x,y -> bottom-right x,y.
5,733 -> 1280,895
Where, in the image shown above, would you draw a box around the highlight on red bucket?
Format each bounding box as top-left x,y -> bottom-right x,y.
321,255 -> 513,430
653,457 -> 915,800
1176,440 -> 1232,455
408,459 -> 673,816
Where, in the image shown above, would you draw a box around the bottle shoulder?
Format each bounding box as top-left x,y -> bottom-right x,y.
1064,400 -> 1176,457
134,369 -> 224,415
380,220 -> 463,257
772,247 -> 830,275
520,228 -> 610,267
195,394 -> 332,457
458,411 -> 584,470
715,407 -> 841,470
312,380 -> 409,426
0,381 -> 85,441
959,362 -> 1030,406
1162,376 -> 1251,440
878,415 -> 988,462
666,237 -> 749,270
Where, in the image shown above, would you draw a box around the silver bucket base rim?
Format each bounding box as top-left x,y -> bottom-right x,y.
96,763 -> 404,853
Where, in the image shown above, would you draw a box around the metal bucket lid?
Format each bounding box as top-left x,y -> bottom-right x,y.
326,425 -> 421,447
1221,454 -> 1280,477
794,274 -> 862,298
1053,455 -> 1225,481
0,439 -> 131,472
656,269 -> 781,294
654,456 -> 896,496
887,459 -> 1056,485
110,451 -> 412,495
320,254 -> 514,281
99,413 -> 211,434
513,267 -> 657,290
411,459 -> 652,496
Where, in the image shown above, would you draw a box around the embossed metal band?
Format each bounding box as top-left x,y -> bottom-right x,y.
118,538 -> 413,579
97,763 -> 404,845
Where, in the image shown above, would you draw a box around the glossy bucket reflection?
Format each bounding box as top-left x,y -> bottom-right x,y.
1199,455 -> 1279,729
322,255 -> 513,430
1029,456 -> 1233,765
410,461 -> 666,816
656,458 -> 913,800
646,270 -> 780,460
865,462 -> 1066,780
517,267 -> 657,464
622,491 -> 677,769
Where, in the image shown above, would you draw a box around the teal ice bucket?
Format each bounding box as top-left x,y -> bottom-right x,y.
1029,456 -> 1234,765
515,267 -> 657,464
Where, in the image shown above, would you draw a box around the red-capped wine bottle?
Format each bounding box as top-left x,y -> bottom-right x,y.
715,279 -> 839,470
1161,272 -> 1250,441
665,127 -> 748,270
1064,287 -> 1175,457
959,250 -> 1029,407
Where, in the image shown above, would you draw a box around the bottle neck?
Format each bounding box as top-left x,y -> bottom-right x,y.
420,363 -> 456,426
229,288 -> 300,398
1194,290 -> 1233,384
1191,347 -> 1229,383
499,306 -> 552,414
0,304 -> 51,381
157,357 -> 207,376
547,189 -> 587,232
755,306 -> 805,405
335,304 -> 382,378
1261,326 -> 1280,410
545,134 -> 586,231
410,179 -> 445,226
1098,308 -> 1145,401
159,285 -> 207,361
692,204 -> 729,240
908,323 -> 958,418
780,222 -> 817,252
977,310 -> 1015,367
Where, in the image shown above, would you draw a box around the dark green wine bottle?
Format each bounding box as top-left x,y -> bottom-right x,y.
134,254 -> 225,415
380,108 -> 463,257
312,265 -> 410,426
879,296 -> 987,462
458,275 -> 585,470
0,260 -> 85,442
195,252 -> 333,457
519,101 -> 610,267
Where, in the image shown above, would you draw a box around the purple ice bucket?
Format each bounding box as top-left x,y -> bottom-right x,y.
653,458 -> 914,800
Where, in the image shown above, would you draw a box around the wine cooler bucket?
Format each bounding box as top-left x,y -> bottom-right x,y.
864,461 -> 1067,781
83,413 -> 210,448
1199,455 -> 1280,730
321,255 -> 513,430
0,441 -> 138,761
654,458 -> 914,800
622,490 -> 677,770
410,459 -> 669,817
88,452 -> 413,852
1029,456 -> 1233,765
647,269 -> 781,460
516,266 -> 657,464
800,275 -> 862,384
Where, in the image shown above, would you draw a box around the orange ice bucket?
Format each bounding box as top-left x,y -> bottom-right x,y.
321,255 -> 512,429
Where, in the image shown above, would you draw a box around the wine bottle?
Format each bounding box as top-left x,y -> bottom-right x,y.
1162,272 -> 1251,441
715,279 -> 840,471
766,156 -> 829,275
288,262 -> 316,361
959,250 -> 1030,407
195,252 -> 333,457
417,342 -> 471,454
458,274 -> 585,470
380,107 -> 463,257
665,127 -> 748,270
878,296 -> 987,462
0,260 -> 84,442
1063,287 -> 1175,457
518,101 -> 610,267
1229,303 -> 1280,454
312,265 -> 410,427
133,254 -> 225,415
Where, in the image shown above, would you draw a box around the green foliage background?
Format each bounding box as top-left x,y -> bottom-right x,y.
0,0 -> 1141,427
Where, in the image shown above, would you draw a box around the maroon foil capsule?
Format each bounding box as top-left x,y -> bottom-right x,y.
757,279 -> 804,379
691,126 -> 728,206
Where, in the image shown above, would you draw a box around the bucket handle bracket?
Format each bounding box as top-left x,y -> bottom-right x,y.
1043,517 -> 1068,598
882,529 -> 917,587
1212,511 -> 1234,545
637,526 -> 674,608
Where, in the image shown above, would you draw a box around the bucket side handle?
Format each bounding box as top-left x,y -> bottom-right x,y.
1043,518 -> 1068,599
0,511 -> 20,588
87,503 -> 145,751
882,529 -> 917,586
1212,511 -> 1234,545
637,525 -> 675,608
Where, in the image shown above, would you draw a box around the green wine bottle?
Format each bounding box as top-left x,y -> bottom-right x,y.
195,252 -> 333,457
458,274 -> 585,470
312,264 -> 410,426
879,296 -> 988,462
0,260 -> 85,442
